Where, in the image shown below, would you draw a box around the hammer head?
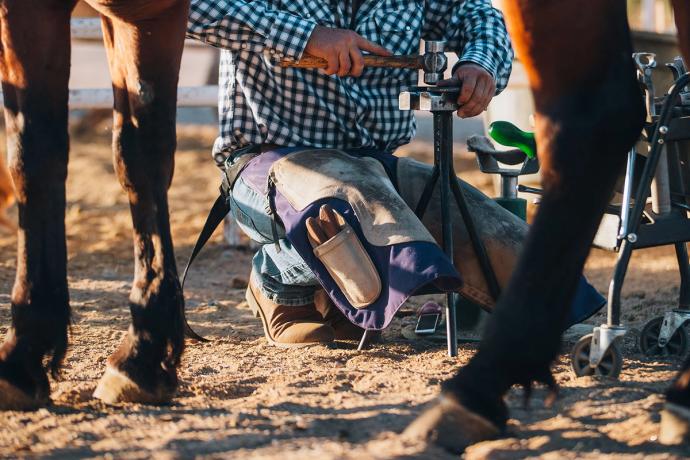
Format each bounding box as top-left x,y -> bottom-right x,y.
423,41 -> 447,85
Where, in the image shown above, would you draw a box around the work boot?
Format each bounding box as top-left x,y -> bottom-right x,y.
246,281 -> 335,347
314,290 -> 365,341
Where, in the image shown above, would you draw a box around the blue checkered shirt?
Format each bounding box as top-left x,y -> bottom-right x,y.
187,0 -> 513,165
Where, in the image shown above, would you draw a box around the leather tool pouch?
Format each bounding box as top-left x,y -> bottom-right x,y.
308,210 -> 381,309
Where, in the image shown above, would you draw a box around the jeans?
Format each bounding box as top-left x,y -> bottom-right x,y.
230,175 -> 321,306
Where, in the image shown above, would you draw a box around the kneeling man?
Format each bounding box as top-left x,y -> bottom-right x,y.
187,0 -> 604,346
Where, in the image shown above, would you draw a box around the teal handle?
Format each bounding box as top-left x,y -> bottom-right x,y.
488,121 -> 537,159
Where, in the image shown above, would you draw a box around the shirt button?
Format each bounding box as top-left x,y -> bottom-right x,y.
305,13 -> 311,18
405,26 -> 411,31
241,43 -> 249,49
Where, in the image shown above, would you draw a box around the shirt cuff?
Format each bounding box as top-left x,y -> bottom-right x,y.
455,46 -> 499,81
265,12 -> 317,61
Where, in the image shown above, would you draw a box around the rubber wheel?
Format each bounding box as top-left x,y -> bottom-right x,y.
571,333 -> 623,378
638,316 -> 688,357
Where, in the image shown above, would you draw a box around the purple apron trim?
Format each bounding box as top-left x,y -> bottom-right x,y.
240,147 -> 462,330
276,194 -> 462,330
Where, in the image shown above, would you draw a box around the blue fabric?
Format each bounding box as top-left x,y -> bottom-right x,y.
565,278 -> 606,328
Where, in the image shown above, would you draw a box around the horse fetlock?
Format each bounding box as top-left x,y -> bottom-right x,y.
0,334 -> 51,410
10,300 -> 70,377
129,274 -> 185,349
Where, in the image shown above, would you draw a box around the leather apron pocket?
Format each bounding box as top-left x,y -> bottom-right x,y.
309,212 -> 381,309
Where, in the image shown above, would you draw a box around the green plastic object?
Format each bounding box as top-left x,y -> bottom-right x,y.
488,121 -> 537,159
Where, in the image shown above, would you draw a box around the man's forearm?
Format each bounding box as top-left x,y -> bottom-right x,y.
187,0 -> 317,59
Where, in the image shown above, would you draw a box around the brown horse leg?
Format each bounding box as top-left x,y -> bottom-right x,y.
660,0 -> 690,445
0,151 -> 15,232
405,1 -> 646,452
0,0 -> 76,409
90,0 -> 189,404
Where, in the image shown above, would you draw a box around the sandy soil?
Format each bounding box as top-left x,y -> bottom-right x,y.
0,124 -> 689,459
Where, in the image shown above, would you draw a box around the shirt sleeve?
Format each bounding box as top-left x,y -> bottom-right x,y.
422,0 -> 514,93
187,0 -> 317,60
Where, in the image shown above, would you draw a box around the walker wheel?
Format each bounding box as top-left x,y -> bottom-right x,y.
571,334 -> 623,378
638,316 -> 688,357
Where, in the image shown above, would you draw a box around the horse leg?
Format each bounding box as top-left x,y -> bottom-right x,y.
660,0 -> 690,445
0,0 -> 76,409
90,0 -> 189,404
0,151 -> 15,232
404,1 -> 646,452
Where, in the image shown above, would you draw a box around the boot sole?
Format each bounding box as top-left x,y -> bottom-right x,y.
245,287 -> 328,349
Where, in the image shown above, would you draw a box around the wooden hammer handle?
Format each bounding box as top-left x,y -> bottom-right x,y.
279,53 -> 422,69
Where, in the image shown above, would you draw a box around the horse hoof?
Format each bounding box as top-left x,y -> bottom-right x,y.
0,378 -> 49,410
93,366 -> 175,405
659,402 -> 690,445
403,393 -> 500,453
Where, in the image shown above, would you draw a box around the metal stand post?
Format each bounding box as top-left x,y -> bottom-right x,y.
402,97 -> 501,357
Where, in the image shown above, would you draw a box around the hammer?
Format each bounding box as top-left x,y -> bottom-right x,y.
277,40 -> 448,85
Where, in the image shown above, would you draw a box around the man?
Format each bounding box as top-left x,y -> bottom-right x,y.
186,0 -> 518,346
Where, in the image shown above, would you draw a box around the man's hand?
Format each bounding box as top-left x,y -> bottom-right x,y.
304,25 -> 392,77
438,63 -> 497,118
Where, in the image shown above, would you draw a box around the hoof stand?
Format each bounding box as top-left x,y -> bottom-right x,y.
0,379 -> 49,411
403,393 -> 500,453
93,366 -> 175,405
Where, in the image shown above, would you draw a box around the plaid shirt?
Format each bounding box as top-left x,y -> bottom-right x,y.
187,0 -> 513,165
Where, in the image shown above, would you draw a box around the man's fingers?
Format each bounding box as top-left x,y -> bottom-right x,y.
350,48 -> 364,77
437,76 -> 460,87
323,52 -> 339,75
356,36 -> 393,56
337,51 -> 352,77
457,74 -> 477,105
458,78 -> 488,117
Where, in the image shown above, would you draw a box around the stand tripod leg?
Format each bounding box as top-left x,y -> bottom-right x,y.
607,239 -> 633,326
436,112 -> 458,357
448,165 -> 501,300
415,165 -> 440,219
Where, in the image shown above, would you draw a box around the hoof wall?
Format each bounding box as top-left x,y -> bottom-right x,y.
0,379 -> 48,411
659,403 -> 690,445
403,394 -> 500,453
94,366 -> 174,405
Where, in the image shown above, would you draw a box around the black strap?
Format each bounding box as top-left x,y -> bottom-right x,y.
180,147 -> 260,341
181,192 -> 231,288
182,146 -> 260,288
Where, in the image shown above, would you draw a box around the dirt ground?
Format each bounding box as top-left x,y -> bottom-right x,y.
0,123 -> 689,459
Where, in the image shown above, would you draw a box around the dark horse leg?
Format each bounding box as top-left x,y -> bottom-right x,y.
90,0 -> 190,404
0,0 -> 77,409
405,1 -> 646,451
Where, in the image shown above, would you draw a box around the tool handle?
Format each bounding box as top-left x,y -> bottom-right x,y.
279,53 -> 421,69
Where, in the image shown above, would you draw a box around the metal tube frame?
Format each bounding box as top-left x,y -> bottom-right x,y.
606,73 -> 690,328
